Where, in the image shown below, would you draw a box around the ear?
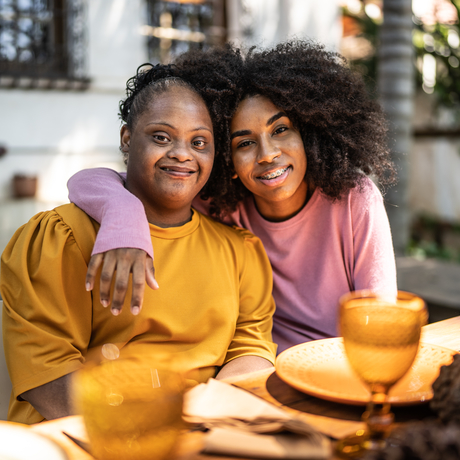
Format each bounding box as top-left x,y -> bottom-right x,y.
120,125 -> 131,151
231,172 -> 238,180
120,125 -> 131,164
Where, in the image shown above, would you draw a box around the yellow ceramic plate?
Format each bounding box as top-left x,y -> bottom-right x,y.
0,421 -> 68,460
276,338 -> 457,406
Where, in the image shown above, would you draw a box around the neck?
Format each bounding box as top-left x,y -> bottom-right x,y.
254,180 -> 314,222
143,205 -> 193,228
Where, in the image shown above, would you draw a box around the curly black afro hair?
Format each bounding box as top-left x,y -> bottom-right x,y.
174,40 -> 395,216
120,40 -> 395,217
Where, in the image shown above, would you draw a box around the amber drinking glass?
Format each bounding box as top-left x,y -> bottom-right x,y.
335,290 -> 428,458
74,347 -> 185,460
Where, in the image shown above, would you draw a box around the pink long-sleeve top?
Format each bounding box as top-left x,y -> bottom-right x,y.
68,168 -> 397,353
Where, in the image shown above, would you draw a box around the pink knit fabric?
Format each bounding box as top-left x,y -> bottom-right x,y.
68,168 -> 397,353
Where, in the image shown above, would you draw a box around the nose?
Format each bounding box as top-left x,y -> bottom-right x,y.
257,136 -> 281,164
167,141 -> 193,162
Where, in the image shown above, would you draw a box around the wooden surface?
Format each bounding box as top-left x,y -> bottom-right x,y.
28,316 -> 460,460
421,315 -> 460,351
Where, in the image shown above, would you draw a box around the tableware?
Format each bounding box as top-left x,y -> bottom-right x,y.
0,421 -> 68,460
336,290 -> 428,457
74,346 -> 185,460
62,431 -> 92,454
276,338 -> 456,406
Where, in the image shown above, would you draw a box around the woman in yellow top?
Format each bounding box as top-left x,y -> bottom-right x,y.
0,65 -> 276,424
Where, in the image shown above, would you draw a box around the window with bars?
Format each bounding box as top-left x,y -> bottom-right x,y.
143,0 -> 226,64
0,0 -> 88,89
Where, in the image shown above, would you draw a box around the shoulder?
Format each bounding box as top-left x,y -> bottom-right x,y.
198,212 -> 255,240
348,177 -> 384,206
54,203 -> 97,228
1,204 -> 96,267
198,211 -> 265,251
26,204 -> 97,263
326,177 -> 385,220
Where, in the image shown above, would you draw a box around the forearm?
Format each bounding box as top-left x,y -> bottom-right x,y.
215,355 -> 273,380
20,374 -> 75,421
67,168 -> 153,258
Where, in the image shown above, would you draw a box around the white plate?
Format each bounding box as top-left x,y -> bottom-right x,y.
276,338 -> 457,406
0,421 -> 68,460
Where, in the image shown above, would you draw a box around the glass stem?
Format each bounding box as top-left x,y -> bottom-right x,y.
362,384 -> 394,450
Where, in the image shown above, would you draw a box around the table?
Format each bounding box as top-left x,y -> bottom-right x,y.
30,316 -> 460,460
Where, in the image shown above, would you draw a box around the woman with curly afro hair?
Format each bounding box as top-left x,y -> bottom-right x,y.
68,40 -> 397,353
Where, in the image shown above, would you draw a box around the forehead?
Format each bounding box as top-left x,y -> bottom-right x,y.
139,86 -> 212,127
232,95 -> 281,128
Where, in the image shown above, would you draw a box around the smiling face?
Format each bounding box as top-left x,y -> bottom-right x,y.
123,85 -> 215,227
230,95 -> 309,221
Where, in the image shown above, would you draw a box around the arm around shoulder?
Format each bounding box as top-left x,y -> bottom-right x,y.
67,167 -> 153,258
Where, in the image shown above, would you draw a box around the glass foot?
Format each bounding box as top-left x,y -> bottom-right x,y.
334,429 -> 385,458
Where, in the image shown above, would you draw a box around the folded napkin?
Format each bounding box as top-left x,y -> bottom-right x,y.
183,379 -> 331,459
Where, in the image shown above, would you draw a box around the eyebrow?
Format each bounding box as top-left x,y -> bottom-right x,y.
146,122 -> 213,133
230,129 -> 251,141
266,112 -> 287,126
230,112 -> 288,141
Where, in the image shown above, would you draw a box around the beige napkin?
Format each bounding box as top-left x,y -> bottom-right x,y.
183,379 -> 331,459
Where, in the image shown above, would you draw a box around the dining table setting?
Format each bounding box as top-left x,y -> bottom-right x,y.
2,293 -> 460,460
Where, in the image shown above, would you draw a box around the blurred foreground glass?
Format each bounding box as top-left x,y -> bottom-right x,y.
335,291 -> 428,458
74,348 -> 185,460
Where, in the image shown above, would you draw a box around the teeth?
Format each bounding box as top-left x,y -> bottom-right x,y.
260,167 -> 288,180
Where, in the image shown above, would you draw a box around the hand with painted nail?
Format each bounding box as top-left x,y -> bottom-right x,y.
85,249 -> 158,315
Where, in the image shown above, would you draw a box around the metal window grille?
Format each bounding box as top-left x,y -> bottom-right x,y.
144,0 -> 226,64
0,0 -> 89,89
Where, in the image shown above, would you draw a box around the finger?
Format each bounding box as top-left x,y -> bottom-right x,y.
130,260 -> 146,315
86,253 -> 104,291
99,253 -> 117,309
145,256 -> 159,290
111,255 -> 132,315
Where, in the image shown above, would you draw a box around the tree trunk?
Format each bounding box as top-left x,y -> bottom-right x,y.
378,0 -> 414,256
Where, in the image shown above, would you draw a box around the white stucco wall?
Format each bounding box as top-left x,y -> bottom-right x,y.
0,0 -> 147,202
0,0 -> 148,251
226,0 -> 342,51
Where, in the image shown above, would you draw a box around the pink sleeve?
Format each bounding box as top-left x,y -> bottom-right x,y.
67,168 -> 153,259
352,180 -> 397,296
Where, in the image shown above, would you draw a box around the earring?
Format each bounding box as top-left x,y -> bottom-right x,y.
231,172 -> 238,179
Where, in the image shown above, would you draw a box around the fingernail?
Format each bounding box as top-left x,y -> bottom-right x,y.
101,300 -> 108,308
153,279 -> 159,289
86,282 -> 91,291
112,308 -> 120,316
132,306 -> 140,315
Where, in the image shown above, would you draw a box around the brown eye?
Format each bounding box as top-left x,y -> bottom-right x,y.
237,140 -> 254,149
193,139 -> 206,148
153,135 -> 169,143
274,126 -> 288,135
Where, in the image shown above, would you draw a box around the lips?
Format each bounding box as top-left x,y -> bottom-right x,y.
256,165 -> 291,187
257,166 -> 290,180
159,165 -> 197,176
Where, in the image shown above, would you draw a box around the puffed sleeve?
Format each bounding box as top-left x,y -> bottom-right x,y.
0,210 -> 93,400
67,167 -> 153,258
224,229 -> 277,365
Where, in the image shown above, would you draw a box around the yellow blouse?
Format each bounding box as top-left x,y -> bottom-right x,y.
1,204 -> 276,424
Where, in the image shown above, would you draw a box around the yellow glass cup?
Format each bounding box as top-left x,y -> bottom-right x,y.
74,347 -> 185,460
335,290 -> 428,458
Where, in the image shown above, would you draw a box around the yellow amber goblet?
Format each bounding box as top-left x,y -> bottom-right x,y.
335,290 -> 428,458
